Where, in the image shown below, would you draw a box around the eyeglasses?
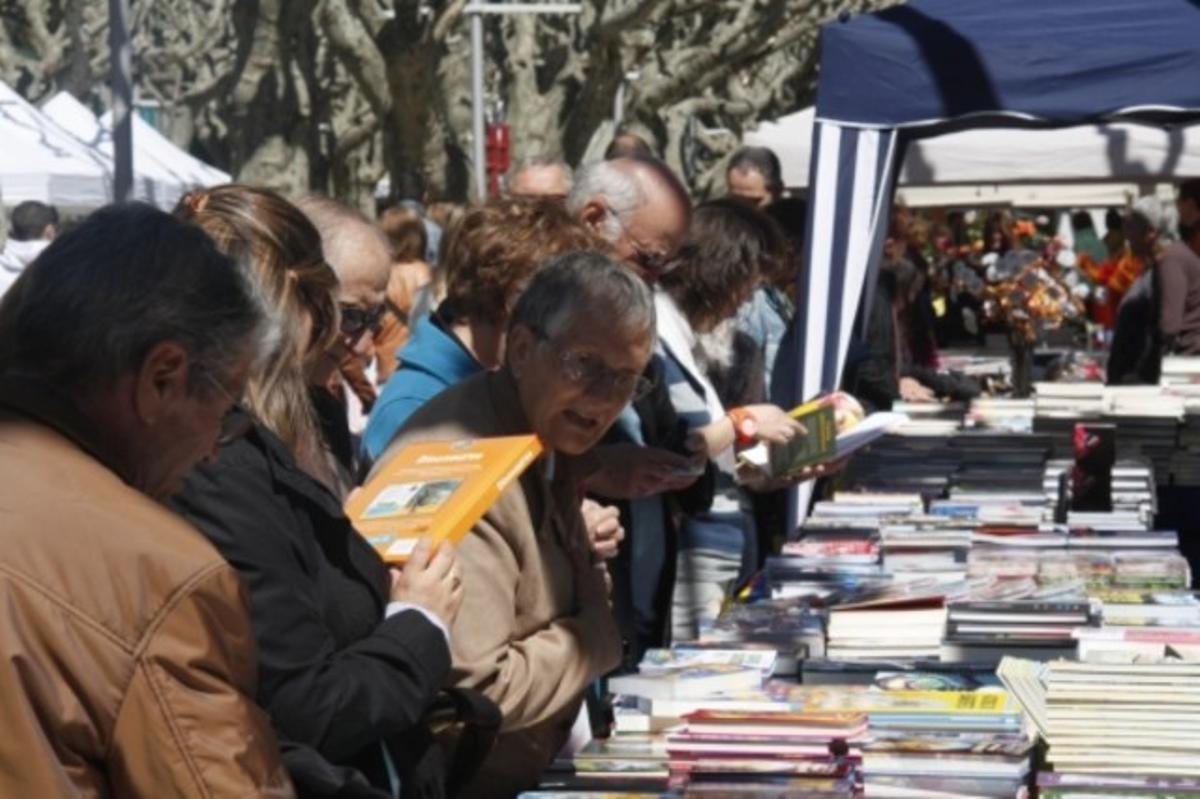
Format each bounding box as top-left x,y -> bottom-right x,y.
339,303 -> 386,338
532,328 -> 654,401
201,372 -> 254,446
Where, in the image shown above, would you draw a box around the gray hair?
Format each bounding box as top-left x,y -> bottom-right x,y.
509,250 -> 655,342
506,156 -> 575,193
566,160 -> 645,243
1131,195 -> 1180,242
0,203 -> 264,392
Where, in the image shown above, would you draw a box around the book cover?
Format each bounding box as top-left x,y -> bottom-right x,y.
768,397 -> 838,476
607,664 -> 765,701
346,434 -> 542,563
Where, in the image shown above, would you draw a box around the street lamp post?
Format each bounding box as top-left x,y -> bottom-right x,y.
109,0 -> 133,202
465,1 -> 582,203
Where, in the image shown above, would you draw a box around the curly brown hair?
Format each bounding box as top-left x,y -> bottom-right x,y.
379,205 -> 428,263
441,197 -> 603,325
660,198 -> 788,331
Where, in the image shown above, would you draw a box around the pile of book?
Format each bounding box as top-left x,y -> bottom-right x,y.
824,580 -> 950,662
878,516 -> 972,580
1000,655 -> 1200,796
1028,379 -> 1200,487
855,682 -> 1033,798
665,708 -> 866,795
966,397 -> 1035,433
940,599 -> 1095,664
698,596 -> 826,668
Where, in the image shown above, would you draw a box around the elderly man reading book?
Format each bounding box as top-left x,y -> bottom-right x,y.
372,251 -> 650,796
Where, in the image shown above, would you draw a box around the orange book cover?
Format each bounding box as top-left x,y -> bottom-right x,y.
345,434 -> 542,563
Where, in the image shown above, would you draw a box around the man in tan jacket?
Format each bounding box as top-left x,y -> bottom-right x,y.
376,251 -> 656,796
0,204 -> 294,796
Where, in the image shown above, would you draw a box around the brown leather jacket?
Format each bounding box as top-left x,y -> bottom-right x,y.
0,380 -> 294,798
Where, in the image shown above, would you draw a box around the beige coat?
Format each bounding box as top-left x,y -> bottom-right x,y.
0,387 -> 293,797
378,369 -> 621,797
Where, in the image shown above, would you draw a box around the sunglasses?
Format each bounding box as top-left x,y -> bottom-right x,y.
202,372 -> 254,446
339,303 -> 386,338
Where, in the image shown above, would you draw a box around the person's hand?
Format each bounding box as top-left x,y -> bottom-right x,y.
581,498 -> 624,560
735,456 -> 849,492
584,443 -> 705,498
827,392 -> 866,432
744,403 -> 806,446
389,538 -> 463,626
899,376 -> 936,402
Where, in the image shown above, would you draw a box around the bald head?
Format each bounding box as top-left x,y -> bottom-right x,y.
297,195 -> 390,310
568,156 -> 690,283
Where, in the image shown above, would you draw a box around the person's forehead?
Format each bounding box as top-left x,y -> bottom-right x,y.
628,188 -> 689,245
728,166 -> 768,188
553,312 -> 650,359
524,163 -> 568,182
327,227 -> 390,304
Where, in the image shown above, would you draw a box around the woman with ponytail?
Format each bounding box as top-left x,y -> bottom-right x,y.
172,186 -> 486,799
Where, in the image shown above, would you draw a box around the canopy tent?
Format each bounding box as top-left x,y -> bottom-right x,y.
43,92 -> 229,210
746,105 -> 1198,207
786,0 -> 1200,524
98,110 -> 229,189
0,82 -> 113,210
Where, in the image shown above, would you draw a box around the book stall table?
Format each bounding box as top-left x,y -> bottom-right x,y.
524,378 -> 1200,798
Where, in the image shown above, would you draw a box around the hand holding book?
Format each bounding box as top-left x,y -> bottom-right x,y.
388,538 -> 464,626
736,393 -> 903,482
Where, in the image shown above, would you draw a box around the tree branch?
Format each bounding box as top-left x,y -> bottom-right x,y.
432,0 -> 469,42
317,0 -> 391,118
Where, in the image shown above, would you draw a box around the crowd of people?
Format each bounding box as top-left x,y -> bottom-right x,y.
4,127 -> 1200,795
0,143 -> 839,798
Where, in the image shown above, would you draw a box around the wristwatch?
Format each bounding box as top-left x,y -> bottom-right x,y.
726,407 -> 758,446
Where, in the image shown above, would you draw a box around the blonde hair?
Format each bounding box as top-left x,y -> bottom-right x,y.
176,185 -> 342,489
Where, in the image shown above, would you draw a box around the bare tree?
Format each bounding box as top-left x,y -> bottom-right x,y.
1,0 -> 897,209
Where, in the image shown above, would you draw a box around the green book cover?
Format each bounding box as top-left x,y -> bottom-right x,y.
767,401 -> 837,477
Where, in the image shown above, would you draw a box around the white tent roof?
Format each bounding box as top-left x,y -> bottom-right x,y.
99,109 -> 229,188
0,82 -> 113,210
42,92 -> 229,210
745,106 -> 1200,207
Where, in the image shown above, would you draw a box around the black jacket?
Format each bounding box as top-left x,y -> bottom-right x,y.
1108,268 -> 1162,386
172,420 -> 455,798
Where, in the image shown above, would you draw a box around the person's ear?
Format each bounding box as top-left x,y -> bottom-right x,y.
579,199 -> 610,237
506,324 -> 535,377
132,340 -> 191,426
42,224 -> 57,241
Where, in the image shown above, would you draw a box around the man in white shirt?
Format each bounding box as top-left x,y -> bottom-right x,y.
0,201 -> 58,296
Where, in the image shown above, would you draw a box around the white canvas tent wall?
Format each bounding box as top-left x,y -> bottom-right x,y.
0,82 -> 113,210
43,92 -> 229,210
746,105 -> 1197,207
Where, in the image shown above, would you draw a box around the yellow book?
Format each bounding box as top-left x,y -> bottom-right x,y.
346,434 -> 542,563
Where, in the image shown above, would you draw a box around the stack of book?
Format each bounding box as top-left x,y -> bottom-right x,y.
878,517 -> 972,580
857,686 -> 1032,798
666,708 -> 865,794
824,580 -> 950,661
940,599 -> 1095,664
1000,655 -> 1200,793
698,597 -> 826,666
966,397 -> 1036,433
1042,459 -> 1156,529
1094,589 -> 1200,629
862,730 -> 1034,798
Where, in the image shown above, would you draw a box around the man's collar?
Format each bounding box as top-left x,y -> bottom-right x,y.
0,374 -> 134,485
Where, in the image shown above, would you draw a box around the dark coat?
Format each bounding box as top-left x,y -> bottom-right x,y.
172,420 -> 454,798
